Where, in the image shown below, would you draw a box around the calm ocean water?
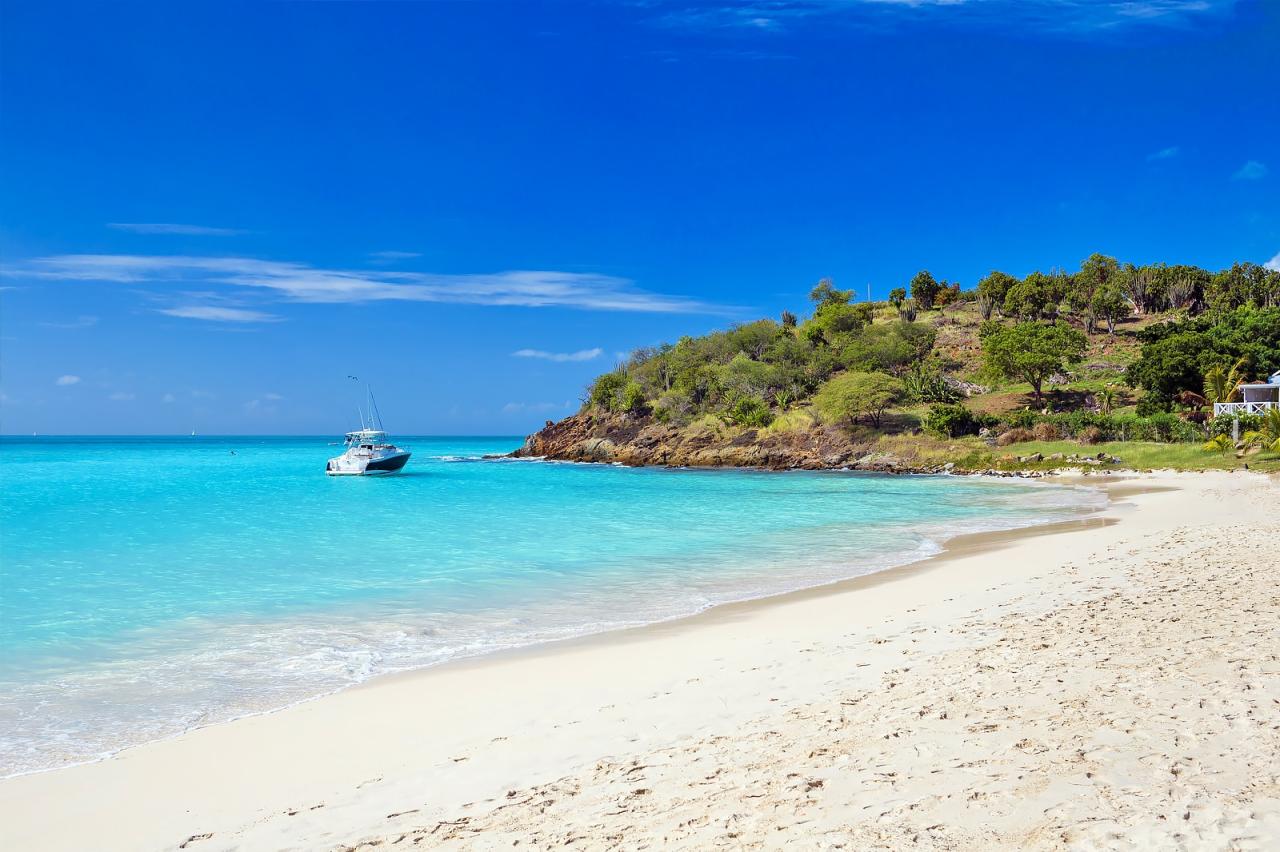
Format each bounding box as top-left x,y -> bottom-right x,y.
0,436 -> 1104,775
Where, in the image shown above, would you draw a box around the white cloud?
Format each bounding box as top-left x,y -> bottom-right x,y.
39,315 -> 99,329
650,0 -> 1238,33
21,255 -> 722,314
108,223 -> 242,236
55,375 -> 81,386
1147,146 -> 1179,161
369,251 -> 422,260
157,306 -> 282,323
108,391 -> 136,401
512,347 -> 603,362
162,393 -> 177,403
263,392 -> 284,400
1232,160 -> 1268,181
502,401 -> 575,414
191,390 -> 216,399
1265,252 -> 1280,272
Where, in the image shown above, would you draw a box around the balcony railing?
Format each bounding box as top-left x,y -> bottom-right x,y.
1214,401 -> 1280,416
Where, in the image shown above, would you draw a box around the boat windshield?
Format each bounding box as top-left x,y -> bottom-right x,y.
344,430 -> 390,448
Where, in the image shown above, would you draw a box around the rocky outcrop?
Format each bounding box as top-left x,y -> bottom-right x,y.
514,411 -> 931,472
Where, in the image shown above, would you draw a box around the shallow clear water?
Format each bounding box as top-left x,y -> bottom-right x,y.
0,435 -> 1104,775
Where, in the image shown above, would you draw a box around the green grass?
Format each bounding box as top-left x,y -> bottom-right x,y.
760,406 -> 818,436
991,439 -> 1280,473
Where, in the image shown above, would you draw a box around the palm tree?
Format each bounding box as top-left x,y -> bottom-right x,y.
1202,434 -> 1234,454
1242,409 -> 1280,453
1202,357 -> 1248,406
1095,387 -> 1118,415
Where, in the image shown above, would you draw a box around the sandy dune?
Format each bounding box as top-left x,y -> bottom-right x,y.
2,471 -> 1277,851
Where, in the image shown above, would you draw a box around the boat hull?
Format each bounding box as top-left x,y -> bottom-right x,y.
326,451 -> 411,476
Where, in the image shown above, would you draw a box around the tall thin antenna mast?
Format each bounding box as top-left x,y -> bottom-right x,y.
369,386 -> 385,431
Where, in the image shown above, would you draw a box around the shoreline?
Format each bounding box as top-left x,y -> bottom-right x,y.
1,470 -> 1275,850
0,468 -> 1101,782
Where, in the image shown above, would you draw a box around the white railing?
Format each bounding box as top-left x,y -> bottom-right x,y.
1214,401 -> 1280,416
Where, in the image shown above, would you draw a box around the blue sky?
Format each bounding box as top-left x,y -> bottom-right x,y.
2,0 -> 1277,435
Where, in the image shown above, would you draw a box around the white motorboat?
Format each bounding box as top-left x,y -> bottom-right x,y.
326,387 -> 411,476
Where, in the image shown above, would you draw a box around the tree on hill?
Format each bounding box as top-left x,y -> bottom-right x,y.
838,320 -> 936,375
910,270 -> 941,310
1090,282 -> 1129,335
1073,254 -> 1120,332
980,321 -> 1087,402
1003,271 -> 1068,321
813,372 -> 903,428
809,278 -> 853,308
888,287 -> 907,313
976,270 -> 1017,320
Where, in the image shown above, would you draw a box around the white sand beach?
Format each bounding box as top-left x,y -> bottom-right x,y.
2,470 -> 1277,851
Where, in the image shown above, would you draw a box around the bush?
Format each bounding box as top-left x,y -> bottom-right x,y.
903,363 -> 960,403
996,427 -> 1034,446
813,372 -> 904,428
1032,422 -> 1060,441
589,372 -> 628,411
1004,410 -> 1039,429
1078,426 -> 1104,445
1208,413 -> 1261,438
620,381 -> 648,414
923,403 -> 978,438
726,395 -> 773,428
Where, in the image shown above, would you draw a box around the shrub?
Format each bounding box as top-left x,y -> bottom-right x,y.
588,372 -> 628,411
620,381 -> 648,414
923,403 -> 978,438
1208,413 -> 1261,438
1004,410 -> 1039,429
903,363 -> 960,403
814,372 -> 904,428
726,395 -> 773,428
996,427 -> 1034,446
1078,426 -> 1104,445
1032,422 -> 1060,441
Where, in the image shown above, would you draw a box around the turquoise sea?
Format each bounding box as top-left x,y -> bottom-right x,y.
0,436 -> 1105,775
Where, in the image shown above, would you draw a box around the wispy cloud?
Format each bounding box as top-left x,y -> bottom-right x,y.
55,375 -> 81,386
19,254 -> 722,314
162,393 -> 177,403
502,400 -> 575,414
157,305 -> 283,323
108,223 -> 244,236
108,391 -> 136,401
648,0 -> 1239,34
1147,145 -> 1180,161
39,315 -> 99,329
1232,160 -> 1268,181
512,347 -> 604,362
369,250 -> 422,260
1266,252 -> 1280,273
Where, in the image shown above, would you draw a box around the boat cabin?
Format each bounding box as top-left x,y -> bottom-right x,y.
345,429 -> 393,450
1215,370 -> 1280,416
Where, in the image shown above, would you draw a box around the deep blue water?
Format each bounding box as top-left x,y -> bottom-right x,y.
0,435 -> 1104,774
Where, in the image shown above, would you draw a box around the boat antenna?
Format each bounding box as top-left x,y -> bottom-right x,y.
369,386 -> 385,432
347,375 -> 366,431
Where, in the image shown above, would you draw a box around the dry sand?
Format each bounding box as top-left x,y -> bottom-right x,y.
2,470 -> 1277,851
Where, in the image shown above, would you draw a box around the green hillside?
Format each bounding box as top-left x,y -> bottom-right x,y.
567,255 -> 1280,471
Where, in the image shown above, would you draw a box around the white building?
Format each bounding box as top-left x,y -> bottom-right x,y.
1214,370 -> 1280,416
